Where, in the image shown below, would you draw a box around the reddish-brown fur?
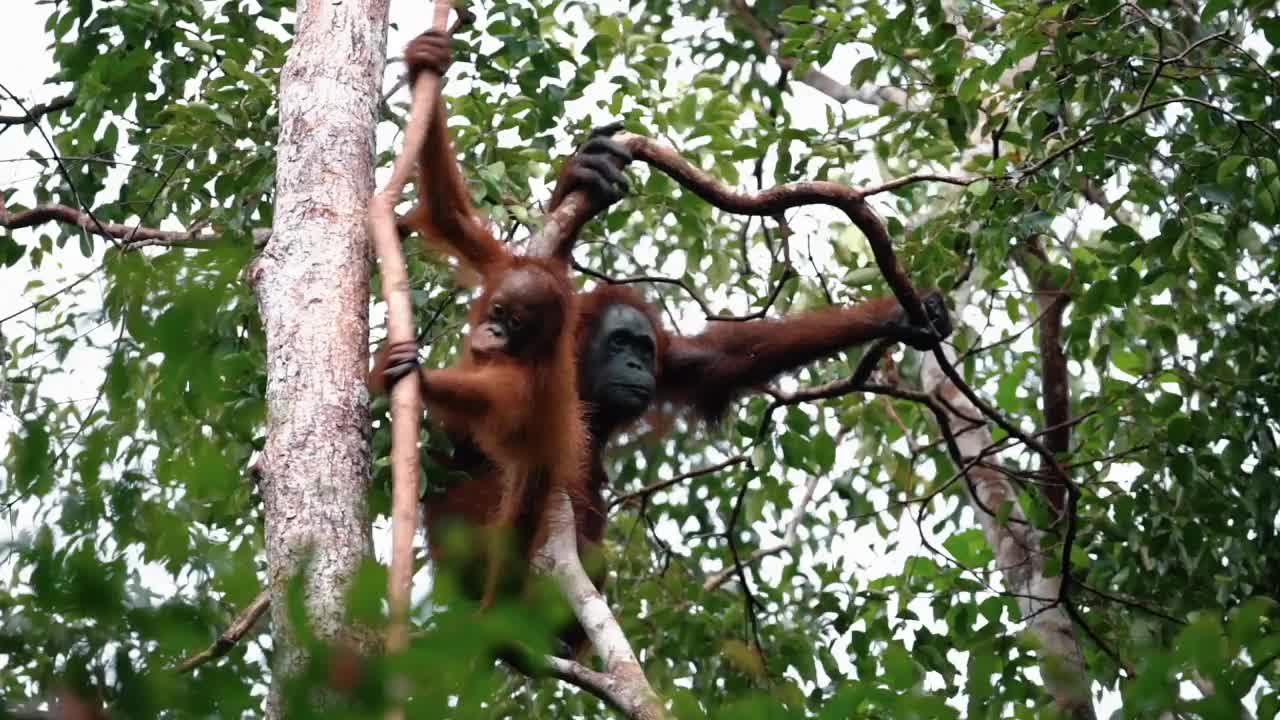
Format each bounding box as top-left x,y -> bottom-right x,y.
387,28 -> 947,657
372,31 -> 589,612
431,283 -> 935,654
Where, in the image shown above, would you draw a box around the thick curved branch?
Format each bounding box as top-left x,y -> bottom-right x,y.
532,491 -> 668,720
534,132 -> 936,329
624,133 -> 925,321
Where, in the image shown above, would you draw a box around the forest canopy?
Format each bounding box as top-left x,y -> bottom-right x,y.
1,1 -> 1278,718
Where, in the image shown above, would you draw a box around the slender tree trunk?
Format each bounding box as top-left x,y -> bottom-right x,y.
921,346 -> 1096,720
246,0 -> 391,714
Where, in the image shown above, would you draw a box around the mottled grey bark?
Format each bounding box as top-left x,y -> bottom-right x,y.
245,0 -> 390,714
921,346 -> 1096,720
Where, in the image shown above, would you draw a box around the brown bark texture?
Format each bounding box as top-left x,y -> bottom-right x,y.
245,0 -> 391,715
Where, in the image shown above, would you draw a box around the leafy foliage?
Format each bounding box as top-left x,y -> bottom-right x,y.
2,0 -> 1278,718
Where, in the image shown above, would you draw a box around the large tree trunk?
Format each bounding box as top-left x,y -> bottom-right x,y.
246,0 -> 391,714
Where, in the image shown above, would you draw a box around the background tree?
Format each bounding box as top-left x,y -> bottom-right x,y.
2,1 -> 1278,719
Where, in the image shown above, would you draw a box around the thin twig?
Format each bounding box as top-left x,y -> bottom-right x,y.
610,454 -> 749,509
572,261 -> 797,322
703,472 -> 820,591
0,94 -> 74,127
724,476 -> 764,653
0,260 -> 106,324
175,590 -> 271,673
1018,96 -> 1279,179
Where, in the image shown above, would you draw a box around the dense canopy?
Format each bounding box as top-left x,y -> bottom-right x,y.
1,1 -> 1278,718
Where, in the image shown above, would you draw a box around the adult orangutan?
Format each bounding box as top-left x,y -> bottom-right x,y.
392,28 -> 952,657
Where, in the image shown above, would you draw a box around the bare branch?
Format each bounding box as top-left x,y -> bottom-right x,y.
610,454 -> 749,510
367,1 -> 453,684
860,172 -> 982,197
0,94 -> 74,127
703,471 -> 820,591
543,657 -> 638,717
532,491 -> 668,720
175,590 -> 271,673
0,200 -> 268,249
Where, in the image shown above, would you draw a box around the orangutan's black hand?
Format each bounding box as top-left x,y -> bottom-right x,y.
382,341 -> 422,389
568,122 -> 633,206
921,291 -> 952,342
901,291 -> 952,351
586,121 -> 626,142
405,30 -> 453,84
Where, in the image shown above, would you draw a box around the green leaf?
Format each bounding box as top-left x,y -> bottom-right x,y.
1200,0 -> 1232,21
780,431 -> 812,471
15,418 -> 53,494
1102,224 -> 1142,245
943,96 -> 969,148
1114,266 -> 1140,302
779,6 -> 813,22
1168,416 -> 1193,445
813,432 -> 836,473
844,266 -> 881,286
1194,224 -> 1224,250
882,641 -> 923,689
1216,155 -> 1247,184
996,500 -> 1015,526
1111,347 -> 1146,375
943,529 -> 993,568
1256,181 -> 1278,220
